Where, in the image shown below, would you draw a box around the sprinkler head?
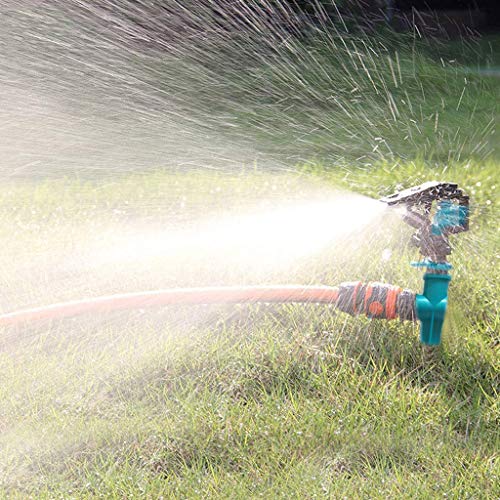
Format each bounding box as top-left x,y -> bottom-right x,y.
380,181 -> 469,263
381,182 -> 470,345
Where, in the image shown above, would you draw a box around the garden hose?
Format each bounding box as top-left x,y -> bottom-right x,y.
0,283 -> 415,327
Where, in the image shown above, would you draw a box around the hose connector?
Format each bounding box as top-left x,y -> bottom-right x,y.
334,282 -> 415,322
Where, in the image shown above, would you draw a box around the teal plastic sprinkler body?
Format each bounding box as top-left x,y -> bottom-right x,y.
381,182 -> 470,345
415,270 -> 451,345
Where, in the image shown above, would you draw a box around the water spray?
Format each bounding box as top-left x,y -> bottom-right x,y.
0,182 -> 469,346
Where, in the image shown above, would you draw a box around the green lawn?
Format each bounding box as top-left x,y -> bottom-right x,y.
0,160 -> 498,498
0,25 -> 499,499
176,30 -> 499,166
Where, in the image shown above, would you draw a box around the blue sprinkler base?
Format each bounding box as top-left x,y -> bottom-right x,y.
415,272 -> 452,346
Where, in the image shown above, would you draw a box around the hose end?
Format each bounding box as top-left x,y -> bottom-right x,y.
334,282 -> 416,322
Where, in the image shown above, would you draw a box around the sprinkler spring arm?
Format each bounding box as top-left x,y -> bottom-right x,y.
381,181 -> 470,345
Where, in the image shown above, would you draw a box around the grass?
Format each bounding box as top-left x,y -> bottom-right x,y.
0,26 -> 499,498
176,29 -> 499,165
0,159 -> 498,498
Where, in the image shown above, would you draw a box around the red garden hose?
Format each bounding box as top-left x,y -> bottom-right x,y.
0,283 -> 415,327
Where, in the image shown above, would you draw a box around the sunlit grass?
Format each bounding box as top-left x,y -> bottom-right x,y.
0,160 -> 498,498
0,7 -> 498,494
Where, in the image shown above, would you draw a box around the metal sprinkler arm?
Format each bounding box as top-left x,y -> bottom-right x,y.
381,181 -> 470,345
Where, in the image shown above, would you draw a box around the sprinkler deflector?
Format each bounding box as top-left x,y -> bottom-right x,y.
0,182 -> 469,346
381,181 -> 469,345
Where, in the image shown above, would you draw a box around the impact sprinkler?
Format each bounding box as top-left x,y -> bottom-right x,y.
380,181 -> 469,345
0,182 -> 469,346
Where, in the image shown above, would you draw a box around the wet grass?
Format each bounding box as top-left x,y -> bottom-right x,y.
183,30 -> 499,166
0,159 -> 498,498
0,24 -> 498,498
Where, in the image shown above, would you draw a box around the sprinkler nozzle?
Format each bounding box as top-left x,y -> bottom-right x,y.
380,181 -> 469,263
381,181 -> 470,345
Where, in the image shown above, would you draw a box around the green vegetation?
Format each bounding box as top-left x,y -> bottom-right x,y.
0,33 -> 499,499
1,159 -> 498,498
182,30 -> 499,165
